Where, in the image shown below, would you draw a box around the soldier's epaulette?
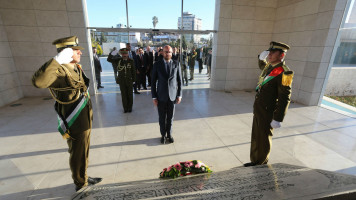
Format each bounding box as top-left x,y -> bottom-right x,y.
282,71 -> 294,87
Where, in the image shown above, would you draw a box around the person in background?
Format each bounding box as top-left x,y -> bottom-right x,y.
126,43 -> 140,94
108,47 -> 120,80
145,46 -> 154,87
93,47 -> 103,89
206,49 -> 212,80
188,47 -> 197,81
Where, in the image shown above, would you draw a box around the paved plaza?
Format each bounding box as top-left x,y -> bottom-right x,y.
1,59 -> 356,199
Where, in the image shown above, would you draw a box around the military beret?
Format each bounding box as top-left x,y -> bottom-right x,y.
267,41 -> 290,52
119,48 -> 129,54
52,36 -> 84,50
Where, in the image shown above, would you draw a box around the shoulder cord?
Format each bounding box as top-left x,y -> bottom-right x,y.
48,64 -> 86,105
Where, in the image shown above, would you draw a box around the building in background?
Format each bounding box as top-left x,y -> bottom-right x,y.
178,12 -> 202,43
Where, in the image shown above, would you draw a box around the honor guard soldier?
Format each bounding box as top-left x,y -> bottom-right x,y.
188,47 -> 197,81
244,41 -> 294,167
32,36 -> 102,191
108,48 -> 136,113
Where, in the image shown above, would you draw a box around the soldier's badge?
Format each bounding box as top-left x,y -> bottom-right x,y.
282,71 -> 293,86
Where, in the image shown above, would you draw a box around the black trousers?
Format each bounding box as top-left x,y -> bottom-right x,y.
138,68 -> 146,89
157,100 -> 175,137
95,70 -> 101,86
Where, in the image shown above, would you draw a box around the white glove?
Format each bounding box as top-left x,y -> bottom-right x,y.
259,50 -> 269,60
54,48 -> 73,64
111,50 -> 119,55
270,120 -> 281,129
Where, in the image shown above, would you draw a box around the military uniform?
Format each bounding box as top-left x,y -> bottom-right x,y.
248,41 -> 294,165
188,50 -> 197,80
181,51 -> 189,85
32,36 -> 101,191
109,48 -> 136,112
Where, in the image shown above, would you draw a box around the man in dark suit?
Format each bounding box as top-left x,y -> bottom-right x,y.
126,43 -> 140,94
93,47 -> 103,89
151,45 -> 182,144
136,47 -> 147,90
145,46 -> 154,87
197,47 -> 204,74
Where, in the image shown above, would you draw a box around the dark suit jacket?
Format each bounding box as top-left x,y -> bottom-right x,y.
151,59 -> 182,102
172,53 -> 180,62
129,50 -> 138,68
145,51 -> 154,70
93,54 -> 102,72
136,53 -> 147,71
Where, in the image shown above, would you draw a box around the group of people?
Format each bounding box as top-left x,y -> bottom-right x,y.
31,35 -> 293,192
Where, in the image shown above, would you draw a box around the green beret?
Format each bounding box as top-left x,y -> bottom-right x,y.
52,36 -> 84,50
267,41 -> 290,52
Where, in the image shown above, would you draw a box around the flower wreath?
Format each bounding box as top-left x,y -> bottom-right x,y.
159,160 -> 212,179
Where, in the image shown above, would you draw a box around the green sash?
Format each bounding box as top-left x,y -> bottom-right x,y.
55,91 -> 89,139
256,66 -> 284,91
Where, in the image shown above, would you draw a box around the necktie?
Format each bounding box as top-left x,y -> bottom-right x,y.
129,51 -> 132,59
165,62 -> 169,73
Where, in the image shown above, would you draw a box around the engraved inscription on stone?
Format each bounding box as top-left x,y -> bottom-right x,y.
72,163 -> 356,200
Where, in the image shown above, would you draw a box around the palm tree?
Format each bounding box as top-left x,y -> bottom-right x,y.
152,16 -> 158,29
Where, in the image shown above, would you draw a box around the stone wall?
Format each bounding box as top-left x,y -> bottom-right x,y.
212,0 -> 348,106
212,0 -> 278,91
0,14 -> 22,106
0,0 -> 94,107
273,0 -> 347,105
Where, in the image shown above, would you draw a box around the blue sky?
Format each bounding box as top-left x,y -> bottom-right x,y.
86,0 -> 215,30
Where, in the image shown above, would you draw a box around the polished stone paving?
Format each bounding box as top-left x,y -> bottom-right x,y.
73,163 -> 356,200
1,60 -> 356,199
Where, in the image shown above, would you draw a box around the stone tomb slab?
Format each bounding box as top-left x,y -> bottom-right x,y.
72,163 -> 356,200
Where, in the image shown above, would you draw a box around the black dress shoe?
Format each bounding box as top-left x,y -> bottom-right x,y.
88,177 -> 102,185
124,110 -> 128,113
243,162 -> 256,167
75,185 -> 82,191
167,136 -> 174,143
128,109 -> 132,112
160,136 -> 166,144
134,91 -> 140,94
99,85 -> 104,88
144,87 -> 147,90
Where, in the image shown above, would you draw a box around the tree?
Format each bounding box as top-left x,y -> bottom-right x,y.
152,16 -> 158,29
207,34 -> 213,48
181,35 -> 188,50
100,32 -> 107,44
91,33 -> 103,56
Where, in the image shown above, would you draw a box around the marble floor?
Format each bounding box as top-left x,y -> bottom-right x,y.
1,60 -> 356,199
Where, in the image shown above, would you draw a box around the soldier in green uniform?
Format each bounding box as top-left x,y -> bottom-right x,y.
188,47 -> 197,81
244,41 -> 294,167
108,48 -> 136,113
32,36 -> 102,191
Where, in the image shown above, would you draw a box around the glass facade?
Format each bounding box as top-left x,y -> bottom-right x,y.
333,0 -> 356,67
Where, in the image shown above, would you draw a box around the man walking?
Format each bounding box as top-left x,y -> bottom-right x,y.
32,36 -> 102,191
151,45 -> 182,144
244,41 -> 293,167
108,48 -> 136,113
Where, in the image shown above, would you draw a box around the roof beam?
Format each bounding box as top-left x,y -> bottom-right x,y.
87,27 -> 217,34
